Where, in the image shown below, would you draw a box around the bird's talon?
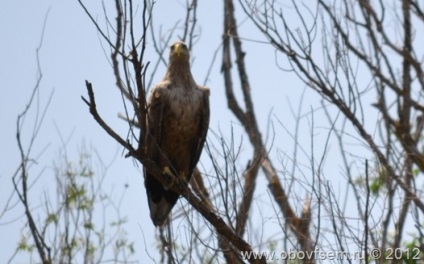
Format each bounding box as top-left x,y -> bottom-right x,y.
163,166 -> 176,190
163,166 -> 173,177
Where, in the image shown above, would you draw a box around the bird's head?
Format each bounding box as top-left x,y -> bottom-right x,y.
169,41 -> 190,62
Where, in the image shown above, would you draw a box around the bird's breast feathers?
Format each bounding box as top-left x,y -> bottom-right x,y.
150,82 -> 208,116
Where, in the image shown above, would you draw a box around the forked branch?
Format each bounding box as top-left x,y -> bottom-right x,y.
222,0 -> 313,260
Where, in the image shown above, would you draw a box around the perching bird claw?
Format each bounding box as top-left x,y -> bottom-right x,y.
162,166 -> 177,190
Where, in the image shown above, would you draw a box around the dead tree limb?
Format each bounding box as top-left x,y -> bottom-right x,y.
222,0 -> 314,261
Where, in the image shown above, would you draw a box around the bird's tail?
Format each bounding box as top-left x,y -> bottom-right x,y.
145,171 -> 179,226
147,194 -> 174,226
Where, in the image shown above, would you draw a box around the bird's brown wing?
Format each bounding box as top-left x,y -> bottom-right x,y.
145,88 -> 163,156
144,84 -> 179,226
189,88 -> 210,174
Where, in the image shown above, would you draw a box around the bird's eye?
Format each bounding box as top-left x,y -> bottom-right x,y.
170,45 -> 175,50
182,44 -> 188,49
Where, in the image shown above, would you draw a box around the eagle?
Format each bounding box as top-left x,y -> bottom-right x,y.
144,41 -> 210,226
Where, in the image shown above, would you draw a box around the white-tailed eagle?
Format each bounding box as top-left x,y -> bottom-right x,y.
144,41 -> 210,226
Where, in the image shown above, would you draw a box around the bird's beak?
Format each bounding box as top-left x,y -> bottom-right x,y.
175,43 -> 182,57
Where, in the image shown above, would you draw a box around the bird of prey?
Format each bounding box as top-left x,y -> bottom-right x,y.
144,41 -> 210,226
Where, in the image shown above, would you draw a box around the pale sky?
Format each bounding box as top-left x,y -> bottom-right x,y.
0,0 -> 386,263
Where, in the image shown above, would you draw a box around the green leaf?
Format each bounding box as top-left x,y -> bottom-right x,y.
84,222 -> 94,230
369,178 -> 382,195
